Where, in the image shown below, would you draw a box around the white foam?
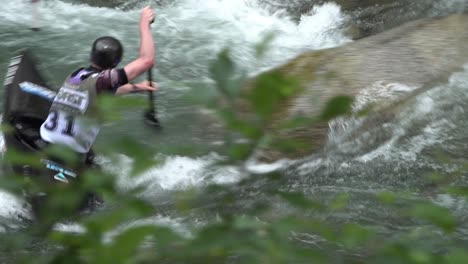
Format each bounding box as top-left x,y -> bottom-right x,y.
432,194 -> 468,211
53,222 -> 86,233
51,213 -> 191,244
296,2 -> 351,49
0,115 -> 5,157
103,215 -> 192,244
101,153 -> 243,195
0,0 -> 134,33
154,0 -> 351,71
0,191 -> 31,222
245,158 -> 289,174
102,152 -> 293,196
350,65 -> 468,163
353,81 -> 419,112
51,215 -> 191,246
326,81 -> 419,155
1,117 -> 32,225
0,0 -> 352,87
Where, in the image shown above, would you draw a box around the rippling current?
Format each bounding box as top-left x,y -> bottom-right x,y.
1,0 -> 468,255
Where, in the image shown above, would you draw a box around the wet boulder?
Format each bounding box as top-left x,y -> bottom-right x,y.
250,14 -> 468,162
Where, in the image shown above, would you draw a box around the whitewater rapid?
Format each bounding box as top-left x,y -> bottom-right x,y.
0,0 -> 351,230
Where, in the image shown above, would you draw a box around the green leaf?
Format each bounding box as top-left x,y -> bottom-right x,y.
43,144 -> 81,166
329,193 -> 349,211
320,95 -> 354,121
445,249 -> 468,264
2,148 -> 42,167
278,191 -> 324,210
410,202 -> 457,233
108,136 -> 158,176
409,249 -> 432,264
183,82 -> 217,105
377,191 -> 398,204
210,49 -> 237,98
0,123 -> 13,134
268,137 -> 312,154
446,186 -> 468,198
109,225 -> 159,260
97,95 -> 148,123
249,72 -> 300,120
341,223 -> 376,249
85,198 -> 154,233
233,216 -> 265,230
255,32 -> 276,58
228,143 -> 255,160
217,108 -> 262,139
279,116 -> 318,129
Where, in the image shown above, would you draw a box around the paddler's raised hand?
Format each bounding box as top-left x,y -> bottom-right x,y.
140,6 -> 155,27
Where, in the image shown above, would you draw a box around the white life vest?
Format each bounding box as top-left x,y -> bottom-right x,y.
40,69 -> 100,153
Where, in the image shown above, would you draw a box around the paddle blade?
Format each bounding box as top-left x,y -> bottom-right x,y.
144,109 -> 161,128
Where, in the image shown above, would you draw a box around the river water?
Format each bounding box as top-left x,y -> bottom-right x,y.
1,0 -> 468,258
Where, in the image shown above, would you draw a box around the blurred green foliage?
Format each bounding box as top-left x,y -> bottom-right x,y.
1,39 -> 467,264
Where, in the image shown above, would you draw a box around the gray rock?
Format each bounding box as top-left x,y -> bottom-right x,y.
251,14 -> 468,162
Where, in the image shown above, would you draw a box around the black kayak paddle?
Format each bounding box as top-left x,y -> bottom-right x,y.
144,69 -> 161,128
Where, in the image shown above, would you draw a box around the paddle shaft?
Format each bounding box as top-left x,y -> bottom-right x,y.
147,17 -> 156,114
144,69 -> 161,127
147,69 -> 155,113
31,0 -> 41,31
143,14 -> 160,127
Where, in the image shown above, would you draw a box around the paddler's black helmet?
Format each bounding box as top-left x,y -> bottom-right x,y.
90,36 -> 123,69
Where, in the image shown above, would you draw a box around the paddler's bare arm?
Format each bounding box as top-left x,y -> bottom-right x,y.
123,6 -> 155,81
115,81 -> 158,94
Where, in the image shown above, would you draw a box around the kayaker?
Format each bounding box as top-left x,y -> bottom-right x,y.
39,6 -> 157,178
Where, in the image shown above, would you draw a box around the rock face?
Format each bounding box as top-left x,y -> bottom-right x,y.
254,14 -> 468,162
